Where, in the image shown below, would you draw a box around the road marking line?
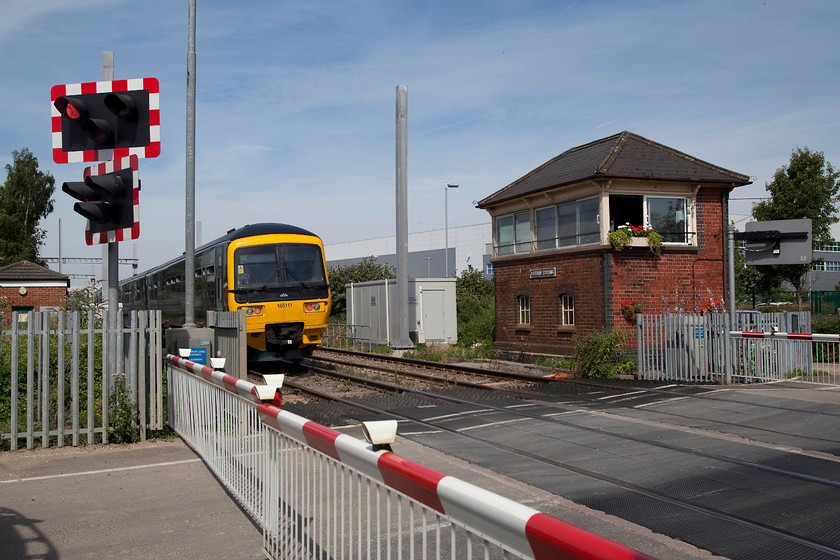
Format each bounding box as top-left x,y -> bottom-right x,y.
0,458 -> 202,485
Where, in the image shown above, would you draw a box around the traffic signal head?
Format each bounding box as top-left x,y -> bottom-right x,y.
51,78 -> 160,164
54,90 -> 149,152
62,167 -> 135,235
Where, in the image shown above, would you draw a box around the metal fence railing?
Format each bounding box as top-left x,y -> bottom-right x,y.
165,354 -> 656,560
1,310 -> 163,450
322,323 -> 376,352
731,331 -> 840,385
636,312 -> 838,386
636,313 -> 730,383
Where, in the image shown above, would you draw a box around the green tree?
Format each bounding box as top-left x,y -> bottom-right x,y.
327,256 -> 396,318
455,266 -> 495,347
0,148 -> 56,266
751,147 -> 840,307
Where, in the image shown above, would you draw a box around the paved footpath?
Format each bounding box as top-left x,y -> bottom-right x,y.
0,434 -> 721,559
0,439 -> 264,560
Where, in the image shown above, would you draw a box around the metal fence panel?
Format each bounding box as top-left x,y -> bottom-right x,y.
636,312 -> 838,386
1,310 -> 163,450
637,313 -> 729,383
322,323 -> 376,352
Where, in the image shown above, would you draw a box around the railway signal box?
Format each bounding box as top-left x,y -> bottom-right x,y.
51,78 -> 160,164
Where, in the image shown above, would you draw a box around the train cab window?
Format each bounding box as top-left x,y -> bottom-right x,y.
233,243 -> 328,303
282,244 -> 327,285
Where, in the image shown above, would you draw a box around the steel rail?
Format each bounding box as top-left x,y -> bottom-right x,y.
317,347 -> 840,419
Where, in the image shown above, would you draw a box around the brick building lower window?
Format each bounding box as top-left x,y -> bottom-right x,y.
559,294 -> 575,325
518,296 -> 531,325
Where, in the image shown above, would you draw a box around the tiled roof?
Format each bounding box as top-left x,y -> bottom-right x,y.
477,131 -> 751,208
0,261 -> 69,282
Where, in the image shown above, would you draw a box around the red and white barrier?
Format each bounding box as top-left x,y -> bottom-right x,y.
166,354 -> 656,560
732,331 -> 840,342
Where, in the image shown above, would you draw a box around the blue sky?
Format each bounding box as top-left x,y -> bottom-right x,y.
1,0 -> 838,285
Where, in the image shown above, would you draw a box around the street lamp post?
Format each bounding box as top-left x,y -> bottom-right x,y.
445,183 -> 459,277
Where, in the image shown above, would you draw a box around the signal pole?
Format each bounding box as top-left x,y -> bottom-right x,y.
103,51 -> 118,393
184,0 -> 197,327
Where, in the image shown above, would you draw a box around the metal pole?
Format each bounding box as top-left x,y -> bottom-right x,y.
727,225 -> 736,330
103,51 -> 118,388
727,225 -> 736,385
184,0 -> 197,327
393,85 -> 413,348
445,183 -> 458,277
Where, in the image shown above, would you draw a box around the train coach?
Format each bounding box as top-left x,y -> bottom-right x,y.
121,223 -> 331,361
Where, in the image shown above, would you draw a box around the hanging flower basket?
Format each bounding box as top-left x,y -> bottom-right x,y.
620,299 -> 642,321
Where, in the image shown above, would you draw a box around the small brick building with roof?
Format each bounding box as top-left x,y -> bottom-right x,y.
476,131 -> 751,356
0,261 -> 70,317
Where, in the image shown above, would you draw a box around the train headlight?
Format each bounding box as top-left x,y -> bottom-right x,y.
304,302 -> 322,312
245,306 -> 264,316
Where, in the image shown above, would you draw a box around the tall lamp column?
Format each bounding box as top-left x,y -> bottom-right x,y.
445,183 -> 459,277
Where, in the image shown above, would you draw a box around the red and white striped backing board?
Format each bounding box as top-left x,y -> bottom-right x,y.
83,155 -> 139,245
50,77 -> 160,164
166,354 -> 656,560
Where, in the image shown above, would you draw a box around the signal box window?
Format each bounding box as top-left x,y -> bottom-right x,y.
609,195 -> 691,244
559,294 -> 575,326
497,211 -> 531,255
535,197 -> 600,250
518,296 -> 531,325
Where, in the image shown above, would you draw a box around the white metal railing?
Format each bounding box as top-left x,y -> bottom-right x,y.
636,312 -> 838,386
165,355 -> 656,560
731,331 -> 840,385
636,313 -> 730,383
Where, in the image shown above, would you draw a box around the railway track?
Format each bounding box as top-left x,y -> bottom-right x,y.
254,347 -> 840,560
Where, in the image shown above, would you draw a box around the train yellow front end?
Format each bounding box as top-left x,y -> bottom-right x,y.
227,229 -> 331,361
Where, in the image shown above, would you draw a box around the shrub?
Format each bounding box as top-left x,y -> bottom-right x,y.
456,267 -> 495,347
573,328 -> 636,379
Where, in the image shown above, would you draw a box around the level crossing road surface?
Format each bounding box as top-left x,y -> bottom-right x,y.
0,433 -> 717,559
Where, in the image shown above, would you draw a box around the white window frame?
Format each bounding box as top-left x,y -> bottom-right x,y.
644,196 -> 691,244
518,296 -> 531,325
535,196 -> 600,251
560,294 -> 575,326
496,211 -> 531,255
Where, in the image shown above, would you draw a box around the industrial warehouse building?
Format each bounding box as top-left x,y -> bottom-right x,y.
325,223 -> 493,279
476,131 -> 752,356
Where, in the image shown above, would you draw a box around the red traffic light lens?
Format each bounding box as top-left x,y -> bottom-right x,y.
54,96 -> 86,120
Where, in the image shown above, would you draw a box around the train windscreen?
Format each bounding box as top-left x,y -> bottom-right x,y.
233,243 -> 328,303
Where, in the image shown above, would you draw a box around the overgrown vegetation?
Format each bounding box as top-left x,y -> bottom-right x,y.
455,266 -> 495,351
572,328 -> 636,379
534,355 -> 574,370
109,374 -> 137,443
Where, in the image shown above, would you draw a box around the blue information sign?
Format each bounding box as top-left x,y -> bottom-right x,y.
188,348 -> 208,364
